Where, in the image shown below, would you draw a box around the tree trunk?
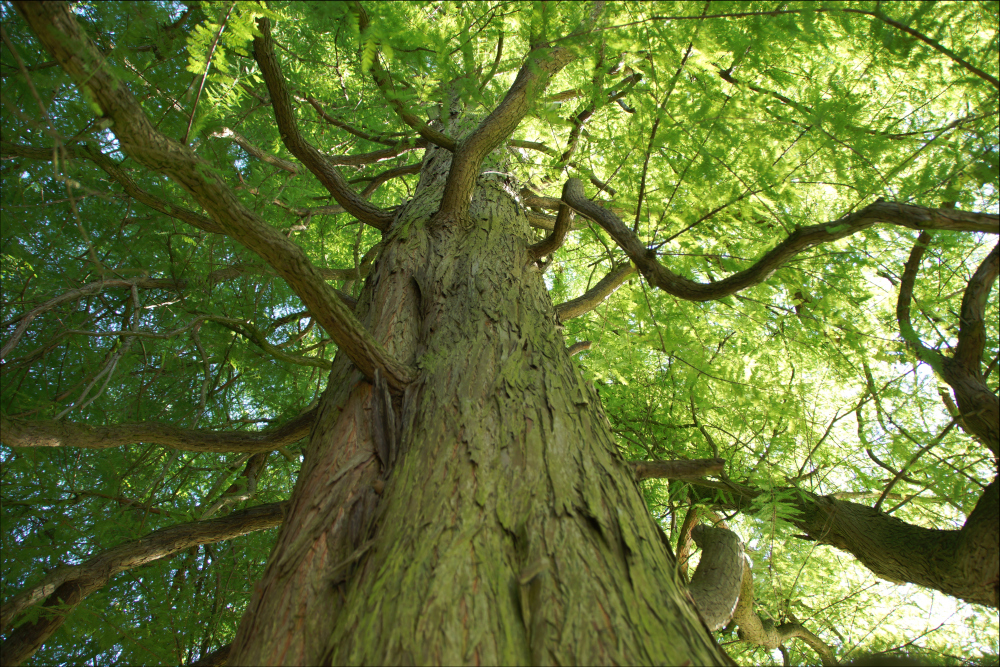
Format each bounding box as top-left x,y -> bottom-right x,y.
227,141 -> 726,665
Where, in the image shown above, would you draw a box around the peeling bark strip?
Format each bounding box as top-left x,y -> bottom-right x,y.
13,1 -> 415,393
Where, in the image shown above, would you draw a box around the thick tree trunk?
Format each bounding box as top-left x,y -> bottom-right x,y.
228,142 -> 725,665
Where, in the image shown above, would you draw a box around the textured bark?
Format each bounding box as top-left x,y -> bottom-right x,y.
687,525 -> 743,631
227,134 -> 726,665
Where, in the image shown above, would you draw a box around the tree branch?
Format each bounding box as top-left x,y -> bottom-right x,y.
562,178 -> 999,302
0,502 -> 287,665
435,43 -> 576,224
528,180 -> 574,259
252,18 -> 396,230
350,2 -> 457,152
14,1 -> 416,392
0,407 -> 316,454
897,234 -> 999,455
555,263 -> 636,322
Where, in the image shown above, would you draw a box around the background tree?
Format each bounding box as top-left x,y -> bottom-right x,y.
1,1 -> 997,666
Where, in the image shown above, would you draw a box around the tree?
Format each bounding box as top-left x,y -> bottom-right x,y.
1,1 -> 997,665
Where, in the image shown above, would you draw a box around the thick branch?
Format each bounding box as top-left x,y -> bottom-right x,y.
953,242 -> 999,374
897,235 -> 999,455
563,178 -> 999,302
436,44 -> 576,223
555,263 -> 636,321
0,502 -> 287,666
252,18 -> 395,230
688,524 -> 744,631
629,457 -> 725,482
15,2 -> 416,391
687,477 -> 999,608
0,407 -> 316,454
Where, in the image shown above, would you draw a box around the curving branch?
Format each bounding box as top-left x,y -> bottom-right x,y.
14,2 -> 416,392
952,242 -> 999,376
897,235 -> 999,455
555,262 -> 636,321
562,178 -> 999,302
688,524 -> 745,632
252,18 -> 396,230
895,231 -> 944,372
0,502 -> 287,666
528,180 -> 574,259
686,476 -> 1000,608
0,407 -> 316,454
349,2 -> 457,152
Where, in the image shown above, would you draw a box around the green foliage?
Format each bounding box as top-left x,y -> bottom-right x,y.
2,1 -> 998,665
